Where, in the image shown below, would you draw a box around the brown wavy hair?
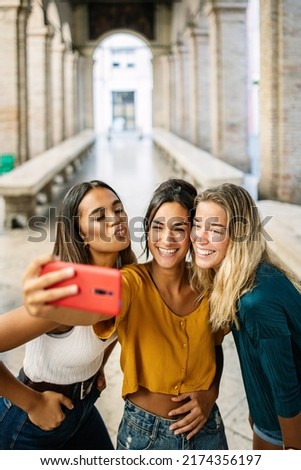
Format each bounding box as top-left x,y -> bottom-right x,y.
53,180 -> 136,267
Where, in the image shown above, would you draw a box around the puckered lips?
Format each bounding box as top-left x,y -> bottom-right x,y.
114,223 -> 128,238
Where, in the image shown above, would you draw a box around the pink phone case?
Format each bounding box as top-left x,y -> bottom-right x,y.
40,261 -> 122,316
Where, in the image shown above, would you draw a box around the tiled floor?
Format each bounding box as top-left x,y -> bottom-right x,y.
0,134 -> 252,449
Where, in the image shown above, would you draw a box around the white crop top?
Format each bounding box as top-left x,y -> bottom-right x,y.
23,326 -> 117,384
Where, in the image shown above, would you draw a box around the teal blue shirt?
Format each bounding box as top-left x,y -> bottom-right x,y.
232,262 -> 301,432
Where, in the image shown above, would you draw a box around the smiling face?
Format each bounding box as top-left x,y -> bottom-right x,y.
191,201 -> 230,272
148,201 -> 191,269
78,187 -> 130,264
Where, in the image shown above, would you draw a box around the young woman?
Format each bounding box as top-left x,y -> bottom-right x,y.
23,179 -> 228,450
190,183 -> 301,450
0,180 -> 136,449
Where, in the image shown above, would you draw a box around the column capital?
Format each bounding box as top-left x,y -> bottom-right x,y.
186,25 -> 208,40
172,41 -> 188,55
27,24 -> 54,38
205,0 -> 248,16
151,44 -> 170,59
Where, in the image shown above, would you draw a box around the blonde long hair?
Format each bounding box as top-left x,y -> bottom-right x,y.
191,183 -> 301,331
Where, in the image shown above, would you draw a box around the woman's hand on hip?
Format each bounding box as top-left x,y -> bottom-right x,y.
28,390 -> 74,431
168,389 -> 216,440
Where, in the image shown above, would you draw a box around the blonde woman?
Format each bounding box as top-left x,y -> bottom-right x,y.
191,183 -> 301,450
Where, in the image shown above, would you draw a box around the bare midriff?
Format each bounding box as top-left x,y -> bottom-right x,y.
127,386 -> 189,419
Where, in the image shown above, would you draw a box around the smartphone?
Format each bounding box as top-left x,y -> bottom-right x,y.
40,261 -> 122,316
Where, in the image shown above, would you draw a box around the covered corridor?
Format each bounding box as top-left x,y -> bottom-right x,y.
1,0 -> 301,205
1,0 -> 301,451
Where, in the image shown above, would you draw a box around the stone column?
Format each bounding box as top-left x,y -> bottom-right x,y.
76,55 -> 85,132
259,0 -> 301,204
152,54 -> 162,128
160,54 -> 171,130
27,24 -> 54,156
64,49 -> 76,138
206,0 -> 249,171
86,56 -> 95,130
187,22 -> 210,150
51,41 -> 66,144
169,52 -> 177,134
72,51 -> 80,133
152,53 -> 171,130
175,42 -> 190,140
81,54 -> 94,130
0,0 -> 30,165
172,42 -> 189,139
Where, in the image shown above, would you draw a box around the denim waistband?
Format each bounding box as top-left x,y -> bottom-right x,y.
124,399 -> 182,436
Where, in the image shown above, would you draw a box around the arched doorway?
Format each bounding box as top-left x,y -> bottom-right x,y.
93,33 -> 153,139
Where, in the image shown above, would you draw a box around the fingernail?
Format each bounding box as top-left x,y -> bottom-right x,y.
68,285 -> 78,293
64,267 -> 75,276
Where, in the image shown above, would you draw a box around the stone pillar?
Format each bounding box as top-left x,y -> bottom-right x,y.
187,22 -> 210,150
160,55 -> 171,130
152,54 -> 162,128
72,51 -> 80,133
85,56 -> 94,130
64,49 -> 76,138
27,24 -> 54,156
169,52 -> 177,134
152,53 -> 171,130
175,42 -> 190,140
76,55 -> 85,132
0,1 -> 30,165
78,54 -> 94,131
51,41 -> 66,144
206,0 -> 249,171
259,0 -> 301,204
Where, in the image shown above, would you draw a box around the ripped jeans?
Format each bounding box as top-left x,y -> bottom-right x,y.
117,399 -> 228,450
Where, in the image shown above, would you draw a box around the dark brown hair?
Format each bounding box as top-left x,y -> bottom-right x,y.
53,180 -> 136,267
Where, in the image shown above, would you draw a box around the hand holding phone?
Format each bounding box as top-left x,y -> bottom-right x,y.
40,261 -> 122,316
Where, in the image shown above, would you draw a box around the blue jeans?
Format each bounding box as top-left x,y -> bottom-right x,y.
117,399 -> 228,450
0,386 -> 113,450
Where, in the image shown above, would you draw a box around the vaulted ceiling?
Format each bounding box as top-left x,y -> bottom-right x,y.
71,1 -> 178,41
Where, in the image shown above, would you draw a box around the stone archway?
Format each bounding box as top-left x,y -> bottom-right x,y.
93,32 -> 153,138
